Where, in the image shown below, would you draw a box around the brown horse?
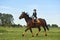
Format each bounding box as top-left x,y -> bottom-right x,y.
19,12 -> 49,37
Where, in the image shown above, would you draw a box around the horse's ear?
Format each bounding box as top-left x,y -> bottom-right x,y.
22,11 -> 25,13
25,12 -> 27,14
26,12 -> 28,15
25,12 -> 28,15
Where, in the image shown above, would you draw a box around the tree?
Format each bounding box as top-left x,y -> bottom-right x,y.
47,24 -> 51,27
0,13 -> 14,26
51,24 -> 58,27
0,13 -> 2,19
0,13 -> 2,25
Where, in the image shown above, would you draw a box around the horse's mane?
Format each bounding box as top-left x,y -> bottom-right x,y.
25,13 -> 29,17
25,13 -> 32,19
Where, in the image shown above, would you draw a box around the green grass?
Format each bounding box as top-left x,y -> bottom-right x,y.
0,27 -> 60,40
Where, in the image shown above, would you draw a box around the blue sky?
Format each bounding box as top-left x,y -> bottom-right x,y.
0,0 -> 60,26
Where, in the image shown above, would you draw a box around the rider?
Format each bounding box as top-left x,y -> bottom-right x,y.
32,9 -> 37,23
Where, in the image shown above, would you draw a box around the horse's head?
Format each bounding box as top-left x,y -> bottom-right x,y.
19,12 -> 25,19
19,12 -> 29,19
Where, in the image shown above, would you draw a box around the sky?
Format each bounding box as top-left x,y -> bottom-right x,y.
0,0 -> 60,26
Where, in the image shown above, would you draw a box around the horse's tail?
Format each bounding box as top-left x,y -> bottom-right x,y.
45,24 -> 49,31
43,19 -> 49,31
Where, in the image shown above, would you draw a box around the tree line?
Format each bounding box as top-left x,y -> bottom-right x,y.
48,24 -> 59,27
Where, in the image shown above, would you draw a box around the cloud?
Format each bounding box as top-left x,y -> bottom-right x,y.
0,5 -> 19,13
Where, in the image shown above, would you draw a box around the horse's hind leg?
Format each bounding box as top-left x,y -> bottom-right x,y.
36,27 -> 41,36
43,26 -> 47,36
22,27 -> 29,36
29,28 -> 34,37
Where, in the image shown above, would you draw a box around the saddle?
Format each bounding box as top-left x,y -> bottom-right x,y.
32,18 -> 40,24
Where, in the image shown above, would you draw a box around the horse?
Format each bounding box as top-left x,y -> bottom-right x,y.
19,12 -> 49,37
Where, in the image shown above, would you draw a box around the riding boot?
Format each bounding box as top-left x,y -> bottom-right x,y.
34,19 -> 37,23
34,23 -> 35,25
33,19 -> 36,25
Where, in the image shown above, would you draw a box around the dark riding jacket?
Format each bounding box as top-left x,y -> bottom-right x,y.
33,12 -> 37,19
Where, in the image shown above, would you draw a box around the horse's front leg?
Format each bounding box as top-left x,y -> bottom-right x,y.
29,28 -> 34,37
36,27 -> 41,36
22,27 -> 29,36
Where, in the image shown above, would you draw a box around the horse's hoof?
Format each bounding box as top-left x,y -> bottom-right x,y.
22,34 -> 24,36
36,34 -> 38,36
32,35 -> 34,37
45,34 -> 47,36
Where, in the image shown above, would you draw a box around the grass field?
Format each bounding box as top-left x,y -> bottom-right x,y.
0,26 -> 60,40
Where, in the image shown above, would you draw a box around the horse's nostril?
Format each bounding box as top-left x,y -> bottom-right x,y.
19,17 -> 21,19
